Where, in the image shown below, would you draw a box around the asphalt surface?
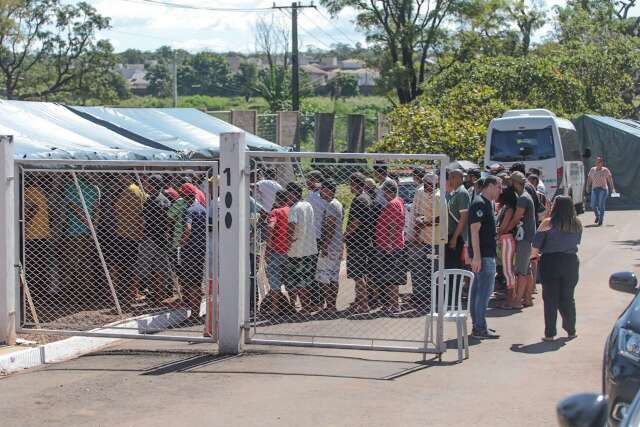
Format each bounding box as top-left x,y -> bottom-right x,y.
1,210 -> 637,427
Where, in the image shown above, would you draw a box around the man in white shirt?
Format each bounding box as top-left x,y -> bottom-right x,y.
286,182 -> 318,314
256,168 -> 283,212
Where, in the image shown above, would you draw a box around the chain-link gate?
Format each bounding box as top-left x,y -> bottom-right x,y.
246,152 -> 449,354
16,159 -> 219,343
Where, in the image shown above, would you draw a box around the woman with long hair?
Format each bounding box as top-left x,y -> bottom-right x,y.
497,186 -> 520,309
532,196 -> 582,341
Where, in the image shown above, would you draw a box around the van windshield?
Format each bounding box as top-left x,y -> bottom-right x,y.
490,127 -> 555,162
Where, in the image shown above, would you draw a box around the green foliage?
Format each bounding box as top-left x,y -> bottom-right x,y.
234,63 -> 258,102
256,66 -> 291,112
146,64 -> 173,98
373,85 -> 507,161
178,52 -> 232,97
0,0 -> 111,100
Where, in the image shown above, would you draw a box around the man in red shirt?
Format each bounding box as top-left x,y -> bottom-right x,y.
263,191 -> 290,316
374,179 -> 406,314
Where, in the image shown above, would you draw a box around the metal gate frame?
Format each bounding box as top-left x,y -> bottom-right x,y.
15,159 -> 220,343
243,151 -> 450,354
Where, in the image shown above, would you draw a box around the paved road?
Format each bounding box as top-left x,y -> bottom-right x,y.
1,210 -> 637,427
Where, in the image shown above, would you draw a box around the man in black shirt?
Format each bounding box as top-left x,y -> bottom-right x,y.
345,172 -> 373,313
468,175 -> 502,339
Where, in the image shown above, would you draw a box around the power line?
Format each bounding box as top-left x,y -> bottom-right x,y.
115,0 -> 273,12
279,9 -> 332,50
312,8 -> 361,46
298,10 -> 345,47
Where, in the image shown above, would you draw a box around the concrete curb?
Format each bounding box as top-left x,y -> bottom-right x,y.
0,309 -> 189,375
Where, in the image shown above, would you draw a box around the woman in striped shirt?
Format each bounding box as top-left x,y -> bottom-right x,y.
586,157 -> 616,226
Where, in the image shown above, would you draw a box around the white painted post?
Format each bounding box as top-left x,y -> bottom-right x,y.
0,136 -> 16,345
218,132 -> 247,354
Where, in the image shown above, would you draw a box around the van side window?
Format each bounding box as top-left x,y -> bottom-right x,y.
559,128 -> 581,161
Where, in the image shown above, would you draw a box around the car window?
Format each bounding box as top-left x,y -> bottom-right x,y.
490,126 -> 556,162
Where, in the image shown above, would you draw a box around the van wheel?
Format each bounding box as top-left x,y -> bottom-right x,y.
575,202 -> 585,215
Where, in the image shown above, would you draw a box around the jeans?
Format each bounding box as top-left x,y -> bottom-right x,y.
541,253 -> 579,337
266,251 -> 288,291
470,257 -> 496,332
591,187 -> 608,223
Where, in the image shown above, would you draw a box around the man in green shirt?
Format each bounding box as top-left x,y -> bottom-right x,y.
445,169 -> 470,269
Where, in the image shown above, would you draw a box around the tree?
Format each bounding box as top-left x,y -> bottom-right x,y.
373,84 -> 507,161
234,62 -> 258,101
146,63 -> 173,98
0,0 -> 111,99
329,73 -> 360,98
506,0 -> 546,55
322,0 -> 460,104
254,14 -> 291,111
64,40 -> 130,104
118,49 -> 145,65
178,52 -> 232,96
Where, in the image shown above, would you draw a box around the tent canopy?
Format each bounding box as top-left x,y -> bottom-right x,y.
69,106 -> 284,157
0,101 -> 177,160
574,114 -> 640,205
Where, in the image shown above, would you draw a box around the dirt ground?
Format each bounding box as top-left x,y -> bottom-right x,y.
0,210 -> 637,427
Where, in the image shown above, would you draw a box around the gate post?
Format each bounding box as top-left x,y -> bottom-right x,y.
218,132 -> 247,354
0,136 -> 16,345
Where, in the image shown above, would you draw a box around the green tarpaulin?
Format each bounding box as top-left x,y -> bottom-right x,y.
574,114 -> 640,206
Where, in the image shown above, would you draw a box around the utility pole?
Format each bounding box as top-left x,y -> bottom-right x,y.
272,2 -> 315,114
172,50 -> 178,108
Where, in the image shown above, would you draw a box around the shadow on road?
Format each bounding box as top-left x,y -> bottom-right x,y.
42,350 -> 451,382
615,239 -> 640,247
510,340 -> 567,354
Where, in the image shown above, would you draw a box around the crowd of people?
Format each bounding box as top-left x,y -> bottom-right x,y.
23,171 -> 212,323
22,156 -> 603,342
254,158 -> 589,343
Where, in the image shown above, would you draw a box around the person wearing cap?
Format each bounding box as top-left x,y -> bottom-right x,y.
178,183 -> 208,321
138,174 -> 171,305
445,169 -> 470,270
409,171 -> 447,310
256,168 -> 283,213
586,156 -> 616,226
504,171 -> 537,308
315,179 -> 344,313
373,179 -> 406,315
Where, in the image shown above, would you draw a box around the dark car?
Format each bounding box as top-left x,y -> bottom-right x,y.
557,389 -> 640,427
604,271 -> 640,425
556,271 -> 640,427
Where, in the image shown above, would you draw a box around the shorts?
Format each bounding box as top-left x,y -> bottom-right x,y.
138,239 -> 170,279
514,240 -> 532,276
346,245 -> 369,279
372,249 -> 406,285
115,237 -> 140,266
286,255 -> 316,290
266,251 -> 288,291
315,252 -> 341,284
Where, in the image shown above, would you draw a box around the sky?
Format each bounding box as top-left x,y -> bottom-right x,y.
69,0 -> 635,54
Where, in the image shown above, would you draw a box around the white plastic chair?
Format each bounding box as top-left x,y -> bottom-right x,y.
433,269 -> 475,362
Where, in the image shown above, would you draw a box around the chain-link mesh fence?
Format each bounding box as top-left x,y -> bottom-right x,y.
18,162 -> 217,341
248,153 -> 448,352
257,114 -> 278,144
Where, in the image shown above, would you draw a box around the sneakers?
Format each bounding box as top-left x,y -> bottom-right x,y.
471,328 -> 500,339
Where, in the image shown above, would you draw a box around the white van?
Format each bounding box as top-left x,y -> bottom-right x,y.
485,109 -> 585,212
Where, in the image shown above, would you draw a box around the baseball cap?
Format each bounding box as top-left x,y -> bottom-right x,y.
510,171 -> 526,184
